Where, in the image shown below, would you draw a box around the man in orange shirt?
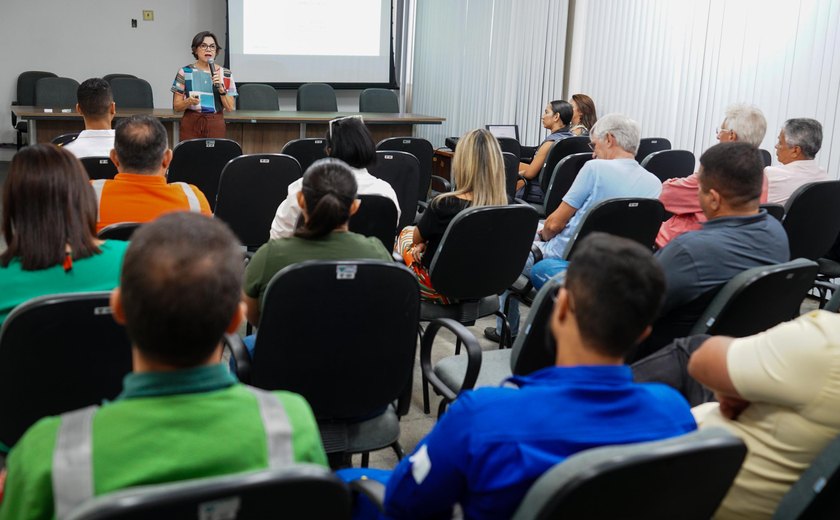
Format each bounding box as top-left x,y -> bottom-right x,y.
92,115 -> 210,232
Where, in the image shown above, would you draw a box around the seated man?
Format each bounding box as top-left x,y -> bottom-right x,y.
689,310 -> 840,518
656,104 -> 769,248
634,142 -> 790,360
489,113 -> 661,342
93,115 -> 211,232
765,118 -> 828,204
63,78 -> 116,158
380,234 -> 696,520
0,213 -> 327,519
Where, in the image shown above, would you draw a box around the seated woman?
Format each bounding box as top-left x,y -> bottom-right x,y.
269,116 -> 400,239
517,100 -> 575,202
396,129 -> 508,304
244,158 -> 393,330
0,144 -> 128,325
570,93 -> 598,136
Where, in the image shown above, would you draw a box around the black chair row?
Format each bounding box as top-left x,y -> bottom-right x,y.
236,83 -> 400,113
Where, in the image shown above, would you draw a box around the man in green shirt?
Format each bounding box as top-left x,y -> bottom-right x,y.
0,213 -> 327,520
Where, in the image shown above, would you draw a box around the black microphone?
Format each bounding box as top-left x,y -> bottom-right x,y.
208,58 -> 220,89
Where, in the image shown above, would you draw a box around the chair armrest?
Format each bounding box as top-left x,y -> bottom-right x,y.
225,333 -> 252,383
520,145 -> 538,162
420,318 -> 483,400
430,175 -> 451,193
349,478 -> 386,512
531,243 -> 543,263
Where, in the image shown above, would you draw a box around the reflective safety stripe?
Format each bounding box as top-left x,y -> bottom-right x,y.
52,405 -> 98,519
174,182 -> 201,211
91,179 -> 107,223
244,386 -> 294,469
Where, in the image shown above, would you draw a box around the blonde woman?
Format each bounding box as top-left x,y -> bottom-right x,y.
396,129 -> 508,303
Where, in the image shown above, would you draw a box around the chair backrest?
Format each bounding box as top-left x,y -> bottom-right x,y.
214,154 -> 302,249
358,88 -> 399,113
52,132 -> 80,146
0,292 -> 133,450
81,156 -> 119,180
543,153 -> 593,216
498,137 -> 522,158
102,73 -> 137,85
237,83 -> 279,110
296,83 -> 337,111
539,137 -> 591,193
511,428 -> 747,520
690,258 -> 819,336
251,261 -> 419,420
761,203 -> 785,222
562,198 -> 665,260
97,222 -> 141,241
349,195 -> 399,249
280,138 -> 328,173
65,465 -> 352,520
376,137 -> 434,203
367,150 -> 420,230
16,71 -> 57,106
760,148 -> 772,167
782,181 -> 840,260
110,78 -> 154,109
502,152 -> 520,198
167,138 -> 243,212
773,433 -> 840,520
635,137 -> 672,163
35,77 -> 80,107
510,278 -> 563,376
429,205 -> 539,300
640,149 -> 696,182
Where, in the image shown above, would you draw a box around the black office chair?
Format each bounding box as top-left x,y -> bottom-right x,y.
52,132 -> 80,147
65,465 -> 352,520
773,433 -> 840,520
349,195 -> 399,250
367,150 -> 420,231
102,73 -> 137,84
359,88 -> 399,113
563,198 -> 665,259
760,148 -> 772,167
234,261 -> 419,462
522,136 -> 590,204
0,292 -> 133,451
502,151 -> 520,198
510,428 -> 747,520
376,137 -> 434,206
498,137 -> 522,159
280,138 -> 328,173
81,156 -> 118,180
12,70 -> 57,149
761,203 -> 785,222
214,154 -> 302,250
635,137 -> 672,163
782,181 -> 840,261
536,152 -> 593,217
640,149 -> 695,182
97,222 -> 141,241
237,84 -> 279,110
110,78 -> 154,109
34,77 -> 80,108
167,138 -> 243,212
296,83 -> 338,112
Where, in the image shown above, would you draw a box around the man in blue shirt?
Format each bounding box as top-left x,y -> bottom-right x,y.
381,233 -> 696,520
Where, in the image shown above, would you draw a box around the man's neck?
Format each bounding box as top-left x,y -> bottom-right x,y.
132,346 -> 222,373
708,204 -> 759,220
83,118 -> 113,131
554,331 -> 625,367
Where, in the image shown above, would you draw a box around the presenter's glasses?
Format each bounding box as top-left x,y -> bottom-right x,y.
329,115 -> 365,139
198,43 -> 217,51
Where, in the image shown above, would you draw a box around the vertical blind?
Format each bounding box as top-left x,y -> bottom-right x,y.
410,0 -> 569,148
567,0 -> 840,178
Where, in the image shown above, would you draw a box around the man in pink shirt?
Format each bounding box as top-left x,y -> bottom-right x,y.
656,104 -> 768,248
765,118 -> 828,205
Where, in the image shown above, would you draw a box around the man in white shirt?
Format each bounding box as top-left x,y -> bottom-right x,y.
765,118 -> 828,205
63,78 -> 116,158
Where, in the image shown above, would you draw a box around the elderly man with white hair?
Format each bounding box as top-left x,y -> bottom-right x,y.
765,118 -> 828,205
488,113 -> 662,343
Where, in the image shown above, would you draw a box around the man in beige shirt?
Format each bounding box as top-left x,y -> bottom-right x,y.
764,118 -> 828,205
689,311 -> 840,518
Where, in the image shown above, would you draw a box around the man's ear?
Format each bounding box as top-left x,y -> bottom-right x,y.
109,149 -> 120,170
226,301 -> 245,334
161,148 -> 173,171
296,191 -> 307,211
75,103 -> 83,116
634,324 -> 653,346
109,102 -> 116,116
709,188 -> 722,211
110,288 -> 126,325
349,198 -> 361,217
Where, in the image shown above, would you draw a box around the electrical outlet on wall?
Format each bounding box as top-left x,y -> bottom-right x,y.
142,10 -> 154,21
131,19 -> 137,28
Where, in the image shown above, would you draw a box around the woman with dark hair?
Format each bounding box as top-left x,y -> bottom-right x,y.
244,158 -> 392,327
517,100 -> 575,200
0,144 -> 128,325
570,94 -> 598,136
269,116 -> 400,239
171,31 -> 238,141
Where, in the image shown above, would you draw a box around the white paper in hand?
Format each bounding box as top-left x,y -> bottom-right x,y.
410,444 -> 432,485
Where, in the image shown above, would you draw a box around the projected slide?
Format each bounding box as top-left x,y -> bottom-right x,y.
229,0 -> 394,85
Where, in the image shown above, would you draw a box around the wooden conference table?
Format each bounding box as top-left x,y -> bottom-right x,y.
11,106 -> 445,154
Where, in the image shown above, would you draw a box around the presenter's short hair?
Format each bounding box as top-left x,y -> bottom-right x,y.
191,31 -> 222,59
589,113 -> 641,154
77,78 -> 113,118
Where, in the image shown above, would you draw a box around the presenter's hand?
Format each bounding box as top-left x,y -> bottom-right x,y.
188,96 -> 201,106
213,68 -> 225,91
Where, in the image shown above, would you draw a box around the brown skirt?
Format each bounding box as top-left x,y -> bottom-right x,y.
180,110 -> 225,141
